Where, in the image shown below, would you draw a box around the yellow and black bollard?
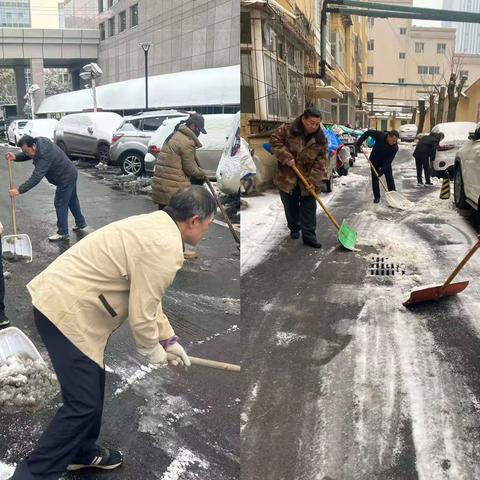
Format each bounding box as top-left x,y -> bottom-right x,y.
440,178 -> 451,199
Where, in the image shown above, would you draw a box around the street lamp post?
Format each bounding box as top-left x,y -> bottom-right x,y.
80,63 -> 103,112
139,42 -> 152,111
24,84 -> 40,119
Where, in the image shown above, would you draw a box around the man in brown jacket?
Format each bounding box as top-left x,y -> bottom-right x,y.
11,186 -> 216,480
270,107 -> 328,248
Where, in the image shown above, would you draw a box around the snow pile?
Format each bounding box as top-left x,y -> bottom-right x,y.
275,331 -> 307,346
0,462 -> 15,479
0,354 -> 58,412
160,448 -> 209,480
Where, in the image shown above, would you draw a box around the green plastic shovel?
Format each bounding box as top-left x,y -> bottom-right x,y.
291,165 -> 357,251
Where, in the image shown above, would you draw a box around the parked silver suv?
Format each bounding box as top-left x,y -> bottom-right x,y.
109,110 -> 187,175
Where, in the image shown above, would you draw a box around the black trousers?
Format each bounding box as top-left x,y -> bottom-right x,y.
279,184 -> 317,242
371,163 -> 396,200
0,236 -> 5,312
12,308 -> 105,480
415,155 -> 431,183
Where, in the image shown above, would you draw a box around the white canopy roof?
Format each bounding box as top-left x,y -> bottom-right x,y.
37,65 -> 240,115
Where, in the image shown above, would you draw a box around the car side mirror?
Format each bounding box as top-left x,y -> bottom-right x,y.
87,126 -> 94,134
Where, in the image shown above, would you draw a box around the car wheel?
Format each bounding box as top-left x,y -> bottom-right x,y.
454,166 -> 468,209
97,144 -> 110,164
56,141 -> 68,155
121,151 -> 145,176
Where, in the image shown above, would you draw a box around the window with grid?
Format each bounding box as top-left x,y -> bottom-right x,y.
108,16 -> 115,36
399,52 -> 405,59
367,66 -> 374,75
460,70 -> 469,79
398,78 -> 405,84
400,27 -> 407,35
119,10 -> 126,32
367,39 -> 374,51
240,11 -> 252,44
428,66 -> 440,75
437,43 -> 446,54
98,0 -> 103,13
415,42 -> 424,53
99,22 -> 105,40
130,4 -> 138,27
418,65 -> 428,74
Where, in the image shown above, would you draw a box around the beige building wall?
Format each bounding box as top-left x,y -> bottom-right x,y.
31,0 -> 62,28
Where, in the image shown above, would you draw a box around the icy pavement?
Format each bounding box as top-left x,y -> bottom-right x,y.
242,149 -> 480,479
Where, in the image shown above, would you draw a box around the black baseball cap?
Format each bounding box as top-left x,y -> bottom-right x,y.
188,113 -> 207,134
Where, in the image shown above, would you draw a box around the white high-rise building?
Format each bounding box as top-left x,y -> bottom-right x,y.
443,0 -> 480,53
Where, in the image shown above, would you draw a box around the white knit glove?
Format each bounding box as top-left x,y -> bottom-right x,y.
166,342 -> 191,367
138,343 -> 167,365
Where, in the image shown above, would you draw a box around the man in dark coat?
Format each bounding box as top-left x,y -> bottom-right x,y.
356,129 -> 399,203
412,132 -> 443,185
5,135 -> 87,241
270,107 -> 328,248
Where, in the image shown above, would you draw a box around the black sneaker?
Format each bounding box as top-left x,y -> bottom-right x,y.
0,311 -> 9,327
67,446 -> 123,471
290,231 -> 300,239
373,198 -> 380,203
72,224 -> 87,231
303,238 -> 322,248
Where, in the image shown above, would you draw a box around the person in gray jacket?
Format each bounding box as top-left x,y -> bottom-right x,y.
5,135 -> 87,241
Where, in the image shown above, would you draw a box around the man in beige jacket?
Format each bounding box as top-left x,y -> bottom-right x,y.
11,186 -> 216,480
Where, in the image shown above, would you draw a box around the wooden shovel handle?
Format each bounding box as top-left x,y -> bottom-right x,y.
167,353 -> 240,372
7,159 -> 16,235
441,238 -> 480,290
360,149 -> 389,193
291,164 -> 341,230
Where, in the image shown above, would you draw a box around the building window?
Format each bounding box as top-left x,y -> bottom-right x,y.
367,66 -> 374,75
368,17 -> 374,27
460,70 -> 469,78
240,11 -> 252,44
99,22 -> 105,40
418,65 -> 427,75
130,4 -> 138,27
429,66 -> 440,75
437,43 -> 446,54
367,39 -> 374,51
241,52 -> 255,113
0,0 -> 31,27
399,52 -> 405,59
400,27 -> 407,35
119,10 -> 126,32
398,78 -> 405,84
108,0 -> 117,7
98,0 -> 103,13
415,42 -> 424,53
108,16 -> 115,36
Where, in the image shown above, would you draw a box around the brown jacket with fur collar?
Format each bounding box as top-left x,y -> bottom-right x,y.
270,116 -> 328,196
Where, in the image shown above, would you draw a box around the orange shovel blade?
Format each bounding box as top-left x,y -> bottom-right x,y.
403,281 -> 469,307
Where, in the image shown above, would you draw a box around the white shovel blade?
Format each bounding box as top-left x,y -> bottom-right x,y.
2,234 -> 33,262
0,327 -> 43,363
385,191 -> 413,210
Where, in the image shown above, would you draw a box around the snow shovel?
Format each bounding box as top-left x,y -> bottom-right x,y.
361,150 -> 412,210
167,353 -> 240,372
403,236 -> 480,307
291,164 -> 357,251
2,159 -> 32,263
0,327 -> 43,363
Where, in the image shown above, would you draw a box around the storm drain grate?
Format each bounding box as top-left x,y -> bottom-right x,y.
369,256 -> 406,276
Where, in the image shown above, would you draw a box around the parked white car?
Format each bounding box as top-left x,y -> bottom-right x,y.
399,123 -> 417,142
54,112 -> 124,163
145,114 -> 235,178
454,123 -> 480,214
23,118 -> 59,141
430,121 -> 477,178
7,119 -> 29,146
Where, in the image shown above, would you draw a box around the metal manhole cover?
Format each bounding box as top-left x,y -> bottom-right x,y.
369,256 -> 406,276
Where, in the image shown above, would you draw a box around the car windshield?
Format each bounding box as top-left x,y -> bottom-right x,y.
18,121 -> 28,128
120,120 -> 140,132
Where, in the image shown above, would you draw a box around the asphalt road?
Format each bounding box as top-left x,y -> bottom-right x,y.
0,145 -> 240,480
241,145 -> 480,480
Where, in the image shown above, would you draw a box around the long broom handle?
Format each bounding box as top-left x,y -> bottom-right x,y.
193,157 -> 240,244
291,164 -> 341,231
167,353 -> 240,372
360,149 -> 389,193
7,159 -> 17,235
441,238 -> 480,290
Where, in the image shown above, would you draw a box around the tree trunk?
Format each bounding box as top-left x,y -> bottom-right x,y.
429,93 -> 435,131
447,72 -> 467,122
436,86 -> 446,125
417,100 -> 426,134
411,107 -> 417,124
